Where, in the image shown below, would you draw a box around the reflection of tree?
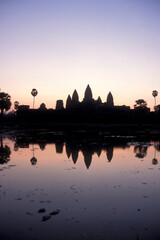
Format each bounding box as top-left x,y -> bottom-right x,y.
82,149 -> 93,169
14,143 -> 19,151
152,143 -> 158,165
0,92 -> 11,117
0,138 -> 11,164
152,158 -> 158,165
30,144 -> 37,165
55,142 -> 63,154
134,145 -> 148,158
155,143 -> 160,152
39,143 -> 46,151
106,146 -> 114,162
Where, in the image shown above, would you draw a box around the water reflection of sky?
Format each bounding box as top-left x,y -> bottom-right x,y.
0,137 -> 160,240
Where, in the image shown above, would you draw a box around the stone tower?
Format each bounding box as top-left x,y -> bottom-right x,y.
106,92 -> 114,107
83,85 -> 93,102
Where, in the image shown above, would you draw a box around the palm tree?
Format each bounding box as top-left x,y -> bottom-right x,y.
30,144 -> 37,165
152,90 -> 158,110
31,89 -> 38,109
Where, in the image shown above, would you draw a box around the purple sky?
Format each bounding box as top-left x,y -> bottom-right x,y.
0,0 -> 160,109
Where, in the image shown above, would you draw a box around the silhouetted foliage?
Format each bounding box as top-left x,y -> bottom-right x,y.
0,138 -> 11,164
39,103 -> 47,110
14,101 -> 19,111
154,105 -> 160,112
14,143 -> 19,151
155,143 -> 160,152
152,90 -> 158,98
83,84 -> 93,102
152,158 -> 158,165
30,156 -> 37,165
134,99 -> 147,110
31,88 -> 38,97
0,92 -> 11,117
31,88 -> 38,109
66,95 -> 72,109
107,92 -> 114,107
134,145 -> 148,158
39,143 -> 46,150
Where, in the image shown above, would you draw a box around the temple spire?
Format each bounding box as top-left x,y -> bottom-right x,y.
83,84 -> 93,102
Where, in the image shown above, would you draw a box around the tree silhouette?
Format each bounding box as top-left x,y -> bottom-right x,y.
134,99 -> 147,110
152,158 -> 158,165
72,90 -> 79,103
39,103 -> 47,110
0,138 -> 11,164
83,85 -> 93,102
0,92 -> 11,117
39,143 -> 46,151
152,90 -> 158,110
154,104 -> 160,112
31,89 -> 38,109
134,145 -> 148,158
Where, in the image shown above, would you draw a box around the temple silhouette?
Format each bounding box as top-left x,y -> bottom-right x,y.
8,84 -> 159,124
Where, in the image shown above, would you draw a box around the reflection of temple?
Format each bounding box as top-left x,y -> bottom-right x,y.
0,138 -> 11,164
55,142 -> 64,154
82,149 -> 94,169
65,144 -> 79,164
65,143 -> 114,169
72,149 -> 79,164
13,132 -> 133,168
106,146 -> 114,162
65,144 -> 71,158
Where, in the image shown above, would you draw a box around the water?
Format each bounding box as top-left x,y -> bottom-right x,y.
0,132 -> 160,240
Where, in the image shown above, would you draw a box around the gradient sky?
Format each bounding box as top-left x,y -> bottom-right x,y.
0,0 -> 160,110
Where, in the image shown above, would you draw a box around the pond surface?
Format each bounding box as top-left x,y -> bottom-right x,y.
0,132 -> 160,240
